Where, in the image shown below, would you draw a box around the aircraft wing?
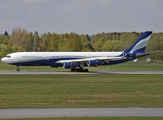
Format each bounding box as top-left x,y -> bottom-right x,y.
56,56 -> 124,64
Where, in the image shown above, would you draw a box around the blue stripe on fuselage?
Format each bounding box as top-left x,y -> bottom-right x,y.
9,57 -> 83,66
9,57 -> 137,67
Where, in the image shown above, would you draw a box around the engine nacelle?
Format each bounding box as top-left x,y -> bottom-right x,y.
87,60 -> 104,67
63,63 -> 78,69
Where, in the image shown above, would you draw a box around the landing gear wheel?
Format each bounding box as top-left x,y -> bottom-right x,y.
71,69 -> 75,72
16,66 -> 20,72
71,68 -> 89,72
84,69 -> 89,72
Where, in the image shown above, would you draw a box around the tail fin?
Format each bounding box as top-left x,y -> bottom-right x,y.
123,31 -> 152,55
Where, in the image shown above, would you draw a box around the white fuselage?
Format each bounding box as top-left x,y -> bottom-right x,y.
1,52 -> 123,65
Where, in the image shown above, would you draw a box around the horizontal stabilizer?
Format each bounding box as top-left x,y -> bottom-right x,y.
136,51 -> 160,58
148,50 -> 161,54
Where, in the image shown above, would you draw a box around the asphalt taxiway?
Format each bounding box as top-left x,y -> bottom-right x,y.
0,108 -> 163,118
0,70 -> 97,75
0,70 -> 163,74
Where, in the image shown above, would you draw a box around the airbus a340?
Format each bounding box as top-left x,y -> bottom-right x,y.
1,31 -> 157,72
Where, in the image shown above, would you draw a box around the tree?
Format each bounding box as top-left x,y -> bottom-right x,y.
120,33 -> 139,50
34,31 -> 40,51
66,33 -> 82,51
58,33 -> 69,51
0,44 -> 8,53
81,48 -> 92,52
80,34 -> 91,49
80,34 -> 93,51
49,33 -> 59,51
4,31 -> 9,36
1,36 -> 9,45
0,44 -> 10,57
102,40 -> 122,51
0,32 -> 9,45
12,45 -> 18,52
27,32 -> 34,51
46,32 -> 52,51
8,27 -> 29,51
93,37 -> 105,51
86,34 -> 91,42
40,33 -> 47,52
0,34 -> 3,44
18,46 -> 25,52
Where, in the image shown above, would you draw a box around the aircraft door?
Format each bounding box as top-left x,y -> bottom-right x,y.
15,53 -> 21,61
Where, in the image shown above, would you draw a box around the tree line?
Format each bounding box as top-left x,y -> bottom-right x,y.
0,27 -> 163,60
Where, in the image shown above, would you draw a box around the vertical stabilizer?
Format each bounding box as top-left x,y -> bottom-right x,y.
123,31 -> 152,55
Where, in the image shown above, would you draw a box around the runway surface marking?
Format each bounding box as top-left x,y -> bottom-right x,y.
0,108 -> 163,118
0,70 -> 163,74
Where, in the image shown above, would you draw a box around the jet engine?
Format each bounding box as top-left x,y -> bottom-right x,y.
63,62 -> 78,69
87,60 -> 103,67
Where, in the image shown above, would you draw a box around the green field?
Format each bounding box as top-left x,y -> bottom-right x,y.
0,61 -> 163,119
0,60 -> 163,71
0,62 -> 67,71
1,117 -> 163,120
92,60 -> 163,71
0,74 -> 163,108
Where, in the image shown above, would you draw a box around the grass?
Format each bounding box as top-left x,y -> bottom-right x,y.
0,74 -> 163,108
1,117 -> 163,120
0,61 -> 163,120
0,62 -> 67,71
1,60 -> 163,71
91,60 -> 163,71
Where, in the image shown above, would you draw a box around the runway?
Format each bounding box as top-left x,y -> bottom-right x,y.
0,108 -> 163,118
0,70 -> 96,75
0,70 -> 163,75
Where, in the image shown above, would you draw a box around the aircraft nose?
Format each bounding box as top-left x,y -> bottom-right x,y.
1,58 -> 4,63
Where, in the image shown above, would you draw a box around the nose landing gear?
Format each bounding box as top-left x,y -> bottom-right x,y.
16,66 -> 20,72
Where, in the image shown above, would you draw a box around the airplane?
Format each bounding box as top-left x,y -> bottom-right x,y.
0,31 -> 158,72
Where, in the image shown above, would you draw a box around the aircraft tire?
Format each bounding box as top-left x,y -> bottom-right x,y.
84,69 -> 89,72
71,69 -> 75,72
71,68 -> 89,72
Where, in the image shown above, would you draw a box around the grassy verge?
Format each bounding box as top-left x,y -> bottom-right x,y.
91,60 -> 163,71
0,62 -> 67,71
1,60 -> 163,71
0,74 -> 163,108
1,117 -> 163,120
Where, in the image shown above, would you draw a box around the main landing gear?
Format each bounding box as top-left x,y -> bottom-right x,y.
71,68 -> 89,72
71,63 -> 89,72
16,66 -> 20,72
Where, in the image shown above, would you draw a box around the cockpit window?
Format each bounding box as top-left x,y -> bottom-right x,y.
5,55 -> 11,58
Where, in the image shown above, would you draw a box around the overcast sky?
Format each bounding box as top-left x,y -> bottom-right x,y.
0,0 -> 163,35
